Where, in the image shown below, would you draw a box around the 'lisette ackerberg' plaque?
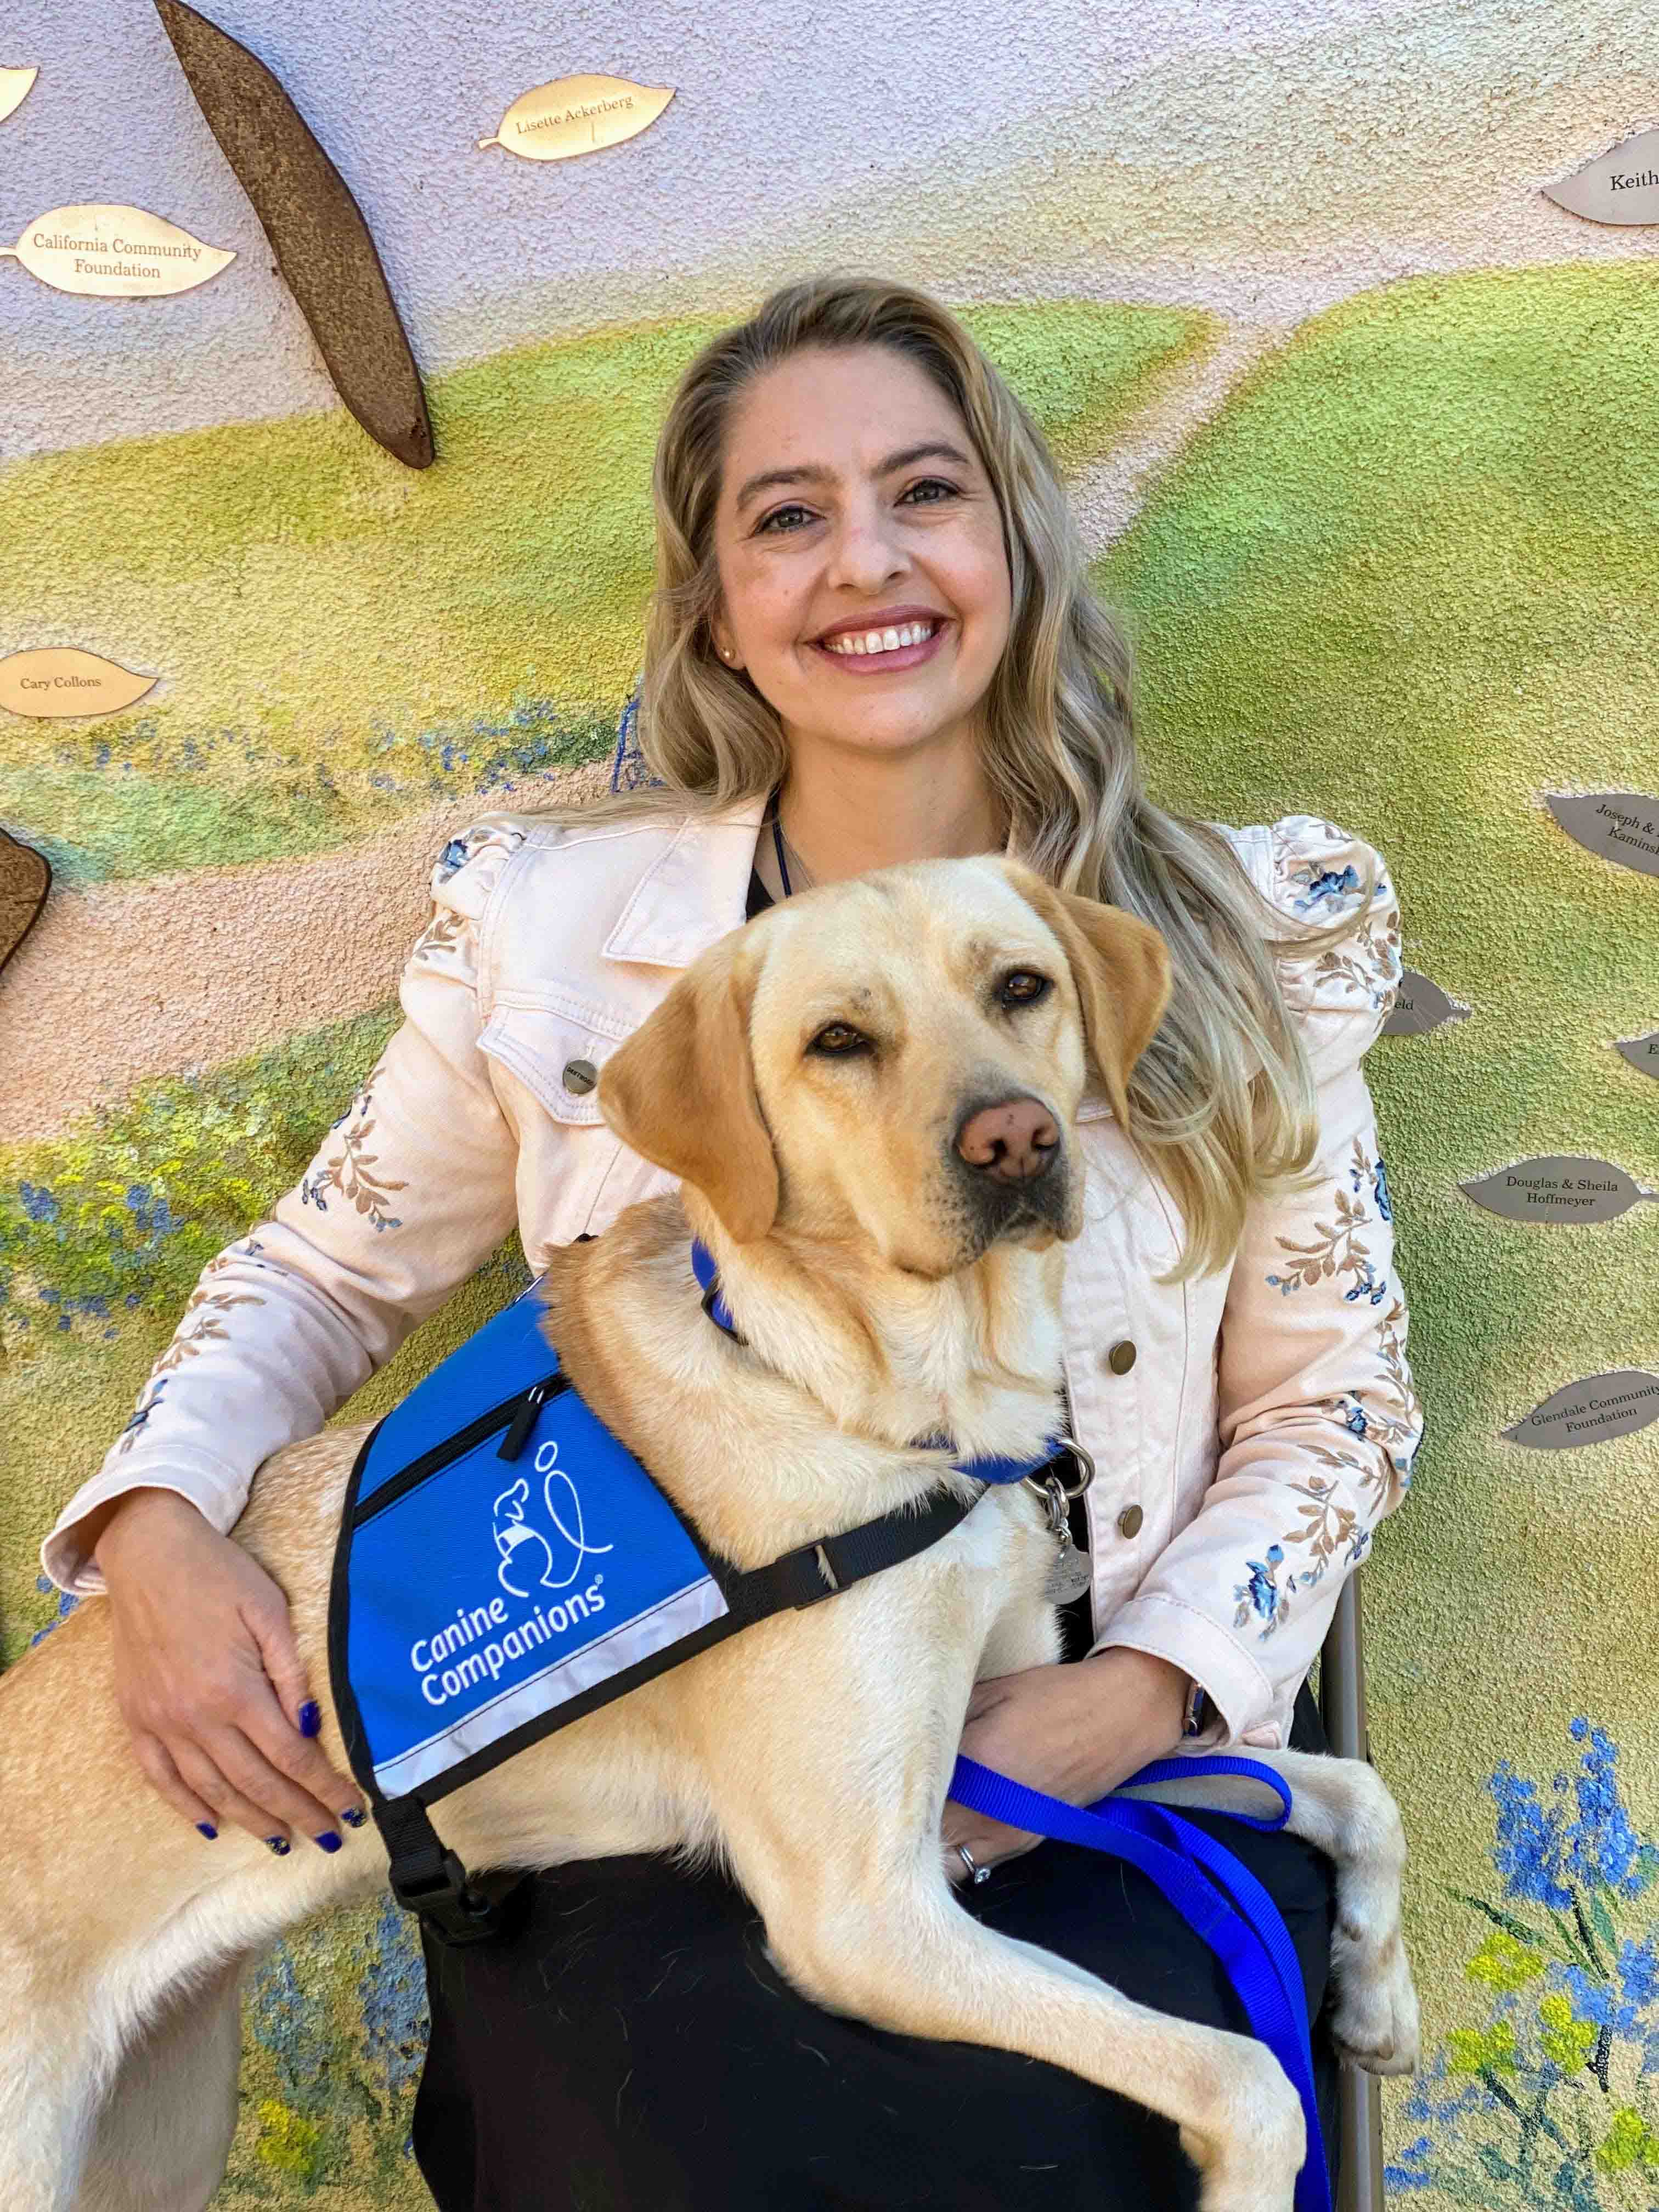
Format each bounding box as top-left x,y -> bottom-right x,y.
0,66 -> 37,124
1381,967 -> 1470,1038
1615,1033 -> 1659,1084
1460,1155 -> 1658,1226
1542,128 -> 1659,226
1502,1371 -> 1659,1452
0,204 -> 235,297
1547,792 -> 1659,880
0,647 -> 159,719
477,75 -> 675,162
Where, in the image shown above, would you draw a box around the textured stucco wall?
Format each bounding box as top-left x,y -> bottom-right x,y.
2,1 -> 1657,2203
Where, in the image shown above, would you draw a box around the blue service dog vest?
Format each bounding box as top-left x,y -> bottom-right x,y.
328,1273 -> 1068,1940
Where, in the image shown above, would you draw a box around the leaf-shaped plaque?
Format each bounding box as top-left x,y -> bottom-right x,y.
0,647 -> 159,719
1460,1155 -> 1658,1225
0,204 -> 235,296
478,75 -> 675,162
1542,128 -> 1659,227
0,828 -> 50,974
1381,967 -> 1471,1037
1502,1370 -> 1659,1451
1615,1032 -> 1659,1084
0,65 -> 38,124
1546,791 -> 1659,879
154,0 -> 433,471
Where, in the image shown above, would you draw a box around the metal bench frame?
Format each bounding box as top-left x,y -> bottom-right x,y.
1319,1570 -> 1385,2211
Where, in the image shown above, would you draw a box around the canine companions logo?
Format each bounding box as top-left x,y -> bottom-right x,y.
409,1440 -> 614,1709
493,1439 -> 613,1598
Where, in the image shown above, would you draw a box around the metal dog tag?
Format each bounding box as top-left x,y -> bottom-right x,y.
1045,1537 -> 1092,1605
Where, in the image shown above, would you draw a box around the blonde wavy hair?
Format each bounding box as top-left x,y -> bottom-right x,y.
564,275 -> 1379,1283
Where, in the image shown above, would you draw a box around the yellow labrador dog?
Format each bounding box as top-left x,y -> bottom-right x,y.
0,856 -> 1418,2212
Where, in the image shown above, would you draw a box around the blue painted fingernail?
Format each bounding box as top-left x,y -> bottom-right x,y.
314,1831 -> 342,1854
196,1821 -> 218,1841
341,1806 -> 368,1830
298,1701 -> 321,1738
266,1836 -> 291,1858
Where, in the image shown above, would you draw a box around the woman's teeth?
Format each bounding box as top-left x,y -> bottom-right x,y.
821,619 -> 939,657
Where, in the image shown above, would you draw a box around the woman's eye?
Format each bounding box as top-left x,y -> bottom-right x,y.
754,503 -> 816,535
809,1022 -> 868,1057
999,970 -> 1051,1009
899,477 -> 959,507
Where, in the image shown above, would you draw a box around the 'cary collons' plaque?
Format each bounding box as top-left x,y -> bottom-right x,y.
0,66 -> 37,124
1381,967 -> 1470,1038
1460,1155 -> 1658,1226
1547,791 -> 1659,880
0,647 -> 159,719
1543,128 -> 1659,227
1,204 -> 234,296
478,75 -> 675,162
1502,1370 -> 1659,1451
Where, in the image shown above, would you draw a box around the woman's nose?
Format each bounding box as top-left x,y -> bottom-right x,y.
824,505 -> 906,593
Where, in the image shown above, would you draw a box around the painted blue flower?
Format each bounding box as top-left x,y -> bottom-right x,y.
19,1181 -> 60,1224
359,1892 -> 429,2100
1489,1761 -> 1573,1910
1562,1721 -> 1651,1899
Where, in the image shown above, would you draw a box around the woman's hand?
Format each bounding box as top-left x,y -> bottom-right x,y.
941,1648 -> 1190,1882
93,1488 -> 365,1854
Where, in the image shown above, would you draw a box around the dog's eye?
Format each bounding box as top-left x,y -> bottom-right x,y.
809,1022 -> 869,1057
998,970 -> 1051,1009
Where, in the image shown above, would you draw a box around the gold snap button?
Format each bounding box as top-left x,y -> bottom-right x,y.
1107,1340 -> 1137,1375
1116,1505 -> 1143,1539
562,1058 -> 599,1096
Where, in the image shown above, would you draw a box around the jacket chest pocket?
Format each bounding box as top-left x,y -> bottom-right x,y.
478,1001 -> 671,1249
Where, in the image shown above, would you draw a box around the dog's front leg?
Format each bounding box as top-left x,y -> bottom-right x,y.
729,1827 -> 1307,2211
1118,1747 -> 1420,2077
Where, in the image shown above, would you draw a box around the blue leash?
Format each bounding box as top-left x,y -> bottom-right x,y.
947,1753 -> 1332,2212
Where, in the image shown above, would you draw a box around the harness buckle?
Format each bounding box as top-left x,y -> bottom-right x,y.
391,1846 -> 530,1947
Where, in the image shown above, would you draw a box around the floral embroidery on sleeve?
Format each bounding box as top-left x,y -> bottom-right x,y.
299,1064 -> 407,1232
1272,821 -> 1403,1016
433,822 -> 522,888
1235,1137 -> 1424,1640
411,906 -> 467,964
115,1246 -> 268,1456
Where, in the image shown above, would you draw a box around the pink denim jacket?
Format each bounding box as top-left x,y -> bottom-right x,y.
43,798 -> 1423,1749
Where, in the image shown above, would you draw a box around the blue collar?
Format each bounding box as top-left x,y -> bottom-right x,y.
689,1240 -> 1064,1488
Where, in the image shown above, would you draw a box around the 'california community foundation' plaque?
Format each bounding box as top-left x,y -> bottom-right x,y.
0,204 -> 234,296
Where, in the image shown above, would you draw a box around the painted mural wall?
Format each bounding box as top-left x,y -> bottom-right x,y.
2,0 -> 1657,2201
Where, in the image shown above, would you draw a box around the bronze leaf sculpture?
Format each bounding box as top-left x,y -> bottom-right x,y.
0,828 -> 51,975
153,0 -> 435,468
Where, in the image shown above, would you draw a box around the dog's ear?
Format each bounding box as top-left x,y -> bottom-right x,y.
1003,862 -> 1173,1128
598,928 -> 779,1244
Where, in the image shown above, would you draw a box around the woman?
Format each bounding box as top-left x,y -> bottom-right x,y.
43,276 -> 1423,2210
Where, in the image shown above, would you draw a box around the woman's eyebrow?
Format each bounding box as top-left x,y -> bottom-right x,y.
732,441 -> 975,516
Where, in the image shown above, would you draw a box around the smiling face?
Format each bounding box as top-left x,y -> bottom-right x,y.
708,345 -> 1014,766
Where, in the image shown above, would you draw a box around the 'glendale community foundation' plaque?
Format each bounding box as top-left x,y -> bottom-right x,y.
478,75 -> 675,161
0,647 -> 159,719
1502,1371 -> 1659,1451
0,204 -> 234,296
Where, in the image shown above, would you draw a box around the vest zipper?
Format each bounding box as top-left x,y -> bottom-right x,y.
352,1370 -> 567,1527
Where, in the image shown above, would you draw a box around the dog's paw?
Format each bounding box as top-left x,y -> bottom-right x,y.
1184,2043 -> 1303,2212
1330,1920 -> 1421,2076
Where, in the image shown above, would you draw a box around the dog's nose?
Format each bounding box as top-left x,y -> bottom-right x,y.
954,1096 -> 1059,1183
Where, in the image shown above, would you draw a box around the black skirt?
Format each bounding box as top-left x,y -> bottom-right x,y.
410,1686 -> 1338,2211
